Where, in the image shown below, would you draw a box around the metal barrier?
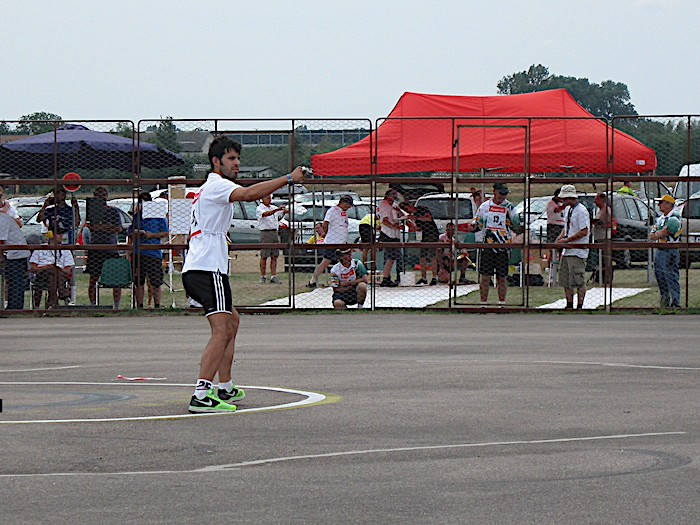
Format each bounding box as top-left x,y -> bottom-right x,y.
1,115 -> 699,313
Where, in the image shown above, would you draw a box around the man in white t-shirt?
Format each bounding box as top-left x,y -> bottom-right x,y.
329,248 -> 369,309
182,136 -> 307,413
256,194 -> 287,284
555,184 -> 591,310
376,189 -> 403,287
306,194 -> 354,288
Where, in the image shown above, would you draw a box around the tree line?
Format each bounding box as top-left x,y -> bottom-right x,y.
3,67 -> 699,177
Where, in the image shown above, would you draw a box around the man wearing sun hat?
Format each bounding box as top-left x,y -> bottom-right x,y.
555,184 -> 590,310
649,194 -> 682,307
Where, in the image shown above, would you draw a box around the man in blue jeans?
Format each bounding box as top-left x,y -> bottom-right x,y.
650,194 -> 682,307
0,210 -> 30,310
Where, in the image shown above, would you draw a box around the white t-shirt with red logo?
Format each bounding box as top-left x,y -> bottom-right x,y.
182,173 -> 241,274
323,205 -> 349,244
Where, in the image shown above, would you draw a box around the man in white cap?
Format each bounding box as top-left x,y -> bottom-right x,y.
555,184 -> 590,309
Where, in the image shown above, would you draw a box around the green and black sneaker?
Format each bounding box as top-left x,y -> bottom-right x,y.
188,389 -> 237,414
218,385 -> 246,403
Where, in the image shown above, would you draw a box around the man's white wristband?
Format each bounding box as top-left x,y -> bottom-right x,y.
287,173 -> 293,185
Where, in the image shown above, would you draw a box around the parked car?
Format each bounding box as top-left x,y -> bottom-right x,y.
388,182 -> 445,205
672,163 -> 700,204
513,195 -> 552,226
529,193 -> 658,268
413,193 -> 478,234
677,193 -> 700,268
23,200 -> 133,244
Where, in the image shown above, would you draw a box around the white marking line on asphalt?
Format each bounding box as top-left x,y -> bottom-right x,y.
0,383 -> 326,424
0,365 -> 81,373
416,359 -> 700,371
529,360 -> 700,371
0,431 -> 685,478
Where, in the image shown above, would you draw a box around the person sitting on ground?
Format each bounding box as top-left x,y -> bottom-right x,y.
438,222 -> 475,285
29,231 -> 74,308
329,248 -> 368,310
413,206 -> 440,285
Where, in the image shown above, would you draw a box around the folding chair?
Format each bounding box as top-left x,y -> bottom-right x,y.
97,258 -> 132,306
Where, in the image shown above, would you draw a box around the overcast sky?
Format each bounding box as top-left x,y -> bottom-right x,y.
2,0 -> 698,126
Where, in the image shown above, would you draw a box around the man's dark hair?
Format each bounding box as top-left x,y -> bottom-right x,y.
208,136 -> 242,171
138,191 -> 152,202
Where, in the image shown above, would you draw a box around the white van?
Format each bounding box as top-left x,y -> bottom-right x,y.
672,163 -> 700,203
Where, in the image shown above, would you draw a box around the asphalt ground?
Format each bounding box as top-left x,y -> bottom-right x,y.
1,313 -> 698,524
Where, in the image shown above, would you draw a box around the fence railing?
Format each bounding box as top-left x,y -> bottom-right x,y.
1,115 -> 699,313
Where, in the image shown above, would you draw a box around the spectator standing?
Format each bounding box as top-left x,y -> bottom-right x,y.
555,184 -> 591,310
307,195 -> 354,288
38,187 -> 81,244
0,209 -> 30,310
129,192 -> 169,309
545,189 -> 566,268
593,192 -> 614,284
29,232 -> 74,308
649,194 -> 682,307
468,183 -> 520,305
0,187 -> 23,227
256,194 -> 286,284
414,206 -> 440,285
376,189 -> 403,287
470,187 -> 484,208
358,211 -> 378,265
85,187 -> 124,309
329,248 -> 368,309
617,181 -> 636,196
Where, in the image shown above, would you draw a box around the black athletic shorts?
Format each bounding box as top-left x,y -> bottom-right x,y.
478,250 -> 510,278
182,270 -> 232,316
378,231 -> 401,261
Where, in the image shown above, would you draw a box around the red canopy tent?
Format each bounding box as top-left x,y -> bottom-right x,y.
311,89 -> 656,176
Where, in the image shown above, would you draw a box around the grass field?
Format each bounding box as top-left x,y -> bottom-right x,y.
19,264 -> 700,311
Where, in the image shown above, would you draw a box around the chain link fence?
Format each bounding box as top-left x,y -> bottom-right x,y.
1,116 -> 699,313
